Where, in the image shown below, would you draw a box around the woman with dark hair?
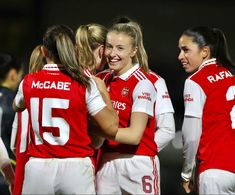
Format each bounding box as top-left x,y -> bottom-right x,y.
178,26 -> 235,194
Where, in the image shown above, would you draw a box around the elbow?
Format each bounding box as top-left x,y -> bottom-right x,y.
107,119 -> 119,140
12,101 -> 25,112
132,139 -> 141,145
128,136 -> 142,145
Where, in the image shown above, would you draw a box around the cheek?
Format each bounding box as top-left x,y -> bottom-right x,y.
104,49 -> 111,56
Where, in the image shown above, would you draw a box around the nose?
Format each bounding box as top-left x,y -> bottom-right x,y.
178,50 -> 183,61
109,48 -> 117,57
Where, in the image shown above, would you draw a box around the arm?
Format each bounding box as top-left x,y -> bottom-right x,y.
92,106 -> 118,140
91,76 -> 114,111
88,114 -> 105,149
153,77 -> 175,152
181,79 -> 205,193
181,116 -> 201,193
87,78 -> 118,141
115,112 -> 148,145
12,80 -> 25,112
115,79 -> 156,145
10,114 -> 18,155
155,112 -> 175,152
0,138 -> 14,194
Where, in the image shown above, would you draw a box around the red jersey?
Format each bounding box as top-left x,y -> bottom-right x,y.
14,64 -> 106,158
97,65 -> 157,156
12,111 -> 29,195
185,59 -> 235,173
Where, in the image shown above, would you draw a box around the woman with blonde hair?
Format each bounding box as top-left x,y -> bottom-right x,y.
13,24 -> 118,194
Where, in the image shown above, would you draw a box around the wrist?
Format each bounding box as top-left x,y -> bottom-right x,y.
181,172 -> 191,182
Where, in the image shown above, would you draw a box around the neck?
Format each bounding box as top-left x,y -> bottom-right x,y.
1,82 -> 14,91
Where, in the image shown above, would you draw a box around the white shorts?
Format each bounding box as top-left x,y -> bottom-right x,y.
22,157 -> 95,194
199,169 -> 235,195
96,152 -> 160,195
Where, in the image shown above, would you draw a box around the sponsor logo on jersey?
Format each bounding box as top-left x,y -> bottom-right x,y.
138,92 -> 151,101
112,100 -> 126,111
121,87 -> 129,97
184,94 -> 193,102
31,81 -> 71,91
207,70 -> 232,83
162,91 -> 170,99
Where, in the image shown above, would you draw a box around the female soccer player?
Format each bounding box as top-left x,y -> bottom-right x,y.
95,20 -> 159,194
10,44 -> 46,195
178,26 -> 235,194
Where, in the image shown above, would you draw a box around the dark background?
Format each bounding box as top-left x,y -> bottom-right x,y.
1,0 -> 235,194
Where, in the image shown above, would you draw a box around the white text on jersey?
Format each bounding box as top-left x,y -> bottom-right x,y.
112,100 -> 126,110
207,71 -> 232,83
31,81 -> 71,91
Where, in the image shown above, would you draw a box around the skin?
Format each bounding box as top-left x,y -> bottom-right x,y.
178,35 -> 210,74
1,68 -> 23,91
93,44 -> 106,72
105,31 -> 137,76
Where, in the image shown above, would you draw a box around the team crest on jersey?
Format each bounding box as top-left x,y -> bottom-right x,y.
121,87 -> 129,97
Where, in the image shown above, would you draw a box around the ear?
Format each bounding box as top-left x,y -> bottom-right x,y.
201,46 -> 210,59
7,69 -> 18,88
131,47 -> 138,58
41,46 -> 47,58
98,45 -> 104,58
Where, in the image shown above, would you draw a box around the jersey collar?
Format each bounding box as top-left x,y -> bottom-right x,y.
43,64 -> 60,71
198,58 -> 216,70
115,64 -> 140,81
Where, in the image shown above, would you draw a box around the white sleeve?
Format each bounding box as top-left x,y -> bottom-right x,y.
155,78 -> 174,115
0,137 -> 10,168
86,78 -> 106,116
10,114 -> 18,154
184,79 -> 206,118
14,80 -> 25,109
181,116 -> 202,181
155,113 -> 175,152
132,79 -> 156,116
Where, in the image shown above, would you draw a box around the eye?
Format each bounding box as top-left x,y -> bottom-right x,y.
105,44 -> 112,49
182,47 -> 189,53
117,46 -> 124,51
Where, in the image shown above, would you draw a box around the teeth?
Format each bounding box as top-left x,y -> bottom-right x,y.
110,59 -> 118,62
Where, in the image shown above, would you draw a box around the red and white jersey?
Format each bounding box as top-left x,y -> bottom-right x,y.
97,64 -> 157,156
11,111 -> 30,195
149,71 -> 174,115
184,58 -> 235,173
149,70 -> 175,152
14,64 -> 106,158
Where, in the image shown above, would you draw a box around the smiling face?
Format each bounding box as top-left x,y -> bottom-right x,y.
105,31 -> 137,76
178,35 -> 208,73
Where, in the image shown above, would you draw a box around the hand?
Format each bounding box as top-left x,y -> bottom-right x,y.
182,180 -> 194,194
92,76 -> 107,94
92,76 -> 114,110
9,184 -> 14,195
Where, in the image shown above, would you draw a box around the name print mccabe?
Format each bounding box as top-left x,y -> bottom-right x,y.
31,81 -> 71,91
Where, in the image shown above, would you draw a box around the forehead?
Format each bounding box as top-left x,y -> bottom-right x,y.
178,35 -> 196,47
106,31 -> 132,45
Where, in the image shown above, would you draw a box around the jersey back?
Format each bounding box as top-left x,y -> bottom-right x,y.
189,64 -> 235,173
22,68 -> 93,158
